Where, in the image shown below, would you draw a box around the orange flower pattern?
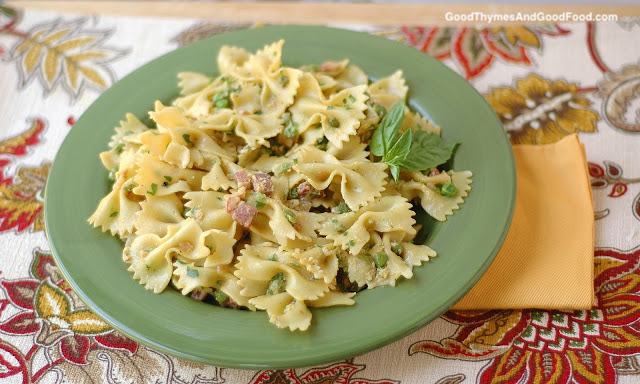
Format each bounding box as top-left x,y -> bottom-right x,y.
401,25 -> 569,79
0,118 -> 49,233
409,247 -> 640,383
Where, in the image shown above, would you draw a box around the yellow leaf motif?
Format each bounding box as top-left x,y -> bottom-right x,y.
55,36 -> 97,51
42,27 -> 72,44
44,49 -> 59,83
35,280 -> 71,319
79,65 -> 107,89
485,74 -> 599,144
64,58 -> 79,90
67,310 -> 111,335
9,18 -> 126,97
24,43 -> 42,75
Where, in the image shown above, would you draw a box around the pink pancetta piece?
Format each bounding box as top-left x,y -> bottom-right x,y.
226,195 -> 241,213
235,170 -> 252,190
231,203 -> 258,227
252,172 -> 273,196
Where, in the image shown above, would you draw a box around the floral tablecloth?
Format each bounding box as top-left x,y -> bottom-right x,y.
2,5 -> 640,384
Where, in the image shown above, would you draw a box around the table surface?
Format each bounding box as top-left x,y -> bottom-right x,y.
2,2 -> 640,384
9,1 -> 640,25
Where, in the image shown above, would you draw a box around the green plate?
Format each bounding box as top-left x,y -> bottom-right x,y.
45,25 -> 515,369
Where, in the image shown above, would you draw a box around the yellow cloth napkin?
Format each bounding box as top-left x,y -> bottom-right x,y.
453,134 -> 594,310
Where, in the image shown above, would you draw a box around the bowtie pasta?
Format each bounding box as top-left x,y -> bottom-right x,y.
89,40 -> 472,331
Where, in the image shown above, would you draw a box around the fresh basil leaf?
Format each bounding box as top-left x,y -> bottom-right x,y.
370,101 -> 405,156
388,164 -> 400,183
399,131 -> 458,171
383,129 -> 412,164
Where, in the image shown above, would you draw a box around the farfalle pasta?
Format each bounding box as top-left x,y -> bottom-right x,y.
89,40 -> 472,331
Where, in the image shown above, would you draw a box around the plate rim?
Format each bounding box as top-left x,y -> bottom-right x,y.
44,24 -> 516,369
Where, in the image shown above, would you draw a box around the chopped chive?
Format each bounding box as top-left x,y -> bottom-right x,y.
267,272 -> 285,295
347,240 -> 355,247
336,202 -> 351,214
328,117 -> 340,128
110,211 -> 118,217
278,162 -> 292,175
254,192 -> 266,208
283,124 -> 298,138
279,75 -> 289,87
349,94 -> 356,103
293,158 -> 298,164
288,187 -> 299,199
164,175 -> 173,182
182,134 -> 192,145
186,267 -> 199,278
284,209 -> 297,224
146,264 -> 150,270
147,183 -> 158,195
214,290 -> 228,304
113,143 -> 125,154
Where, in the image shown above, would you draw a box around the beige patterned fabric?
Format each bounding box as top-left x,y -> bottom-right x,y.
2,5 -> 640,383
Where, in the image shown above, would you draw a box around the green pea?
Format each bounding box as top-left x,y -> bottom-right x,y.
439,182 -> 458,197
215,98 -> 229,109
213,290 -> 228,304
328,117 -> 340,128
373,252 -> 388,268
212,92 -> 226,102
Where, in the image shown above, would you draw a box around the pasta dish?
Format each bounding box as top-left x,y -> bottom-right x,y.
88,40 -> 472,331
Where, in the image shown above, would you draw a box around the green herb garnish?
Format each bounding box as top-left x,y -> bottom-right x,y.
164,175 -> 172,182
182,133 -> 192,145
370,101 -> 457,182
147,183 -> 158,195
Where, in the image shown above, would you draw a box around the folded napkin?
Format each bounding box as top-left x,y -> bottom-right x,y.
453,134 -> 594,310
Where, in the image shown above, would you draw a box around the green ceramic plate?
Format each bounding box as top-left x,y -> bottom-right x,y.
45,25 -> 515,369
